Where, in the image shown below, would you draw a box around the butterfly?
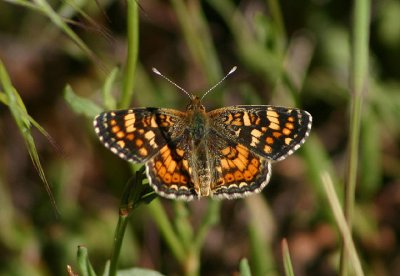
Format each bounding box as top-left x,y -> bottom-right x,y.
93,67 -> 312,201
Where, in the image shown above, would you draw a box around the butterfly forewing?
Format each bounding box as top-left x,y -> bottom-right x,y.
94,108 -> 186,163
208,106 -> 312,161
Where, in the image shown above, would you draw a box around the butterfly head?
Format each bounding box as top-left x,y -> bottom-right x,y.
186,96 -> 206,112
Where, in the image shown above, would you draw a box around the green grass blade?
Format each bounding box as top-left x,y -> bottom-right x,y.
246,196 -> 277,276
146,200 -> 186,263
0,59 -> 58,213
342,0 -> 371,274
3,0 -> 42,11
32,0 -> 96,60
239,258 -> 252,276
77,246 -> 97,276
321,172 -> 364,276
281,239 -> 294,276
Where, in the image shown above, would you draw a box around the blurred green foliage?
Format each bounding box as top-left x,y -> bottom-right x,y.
0,0 -> 399,275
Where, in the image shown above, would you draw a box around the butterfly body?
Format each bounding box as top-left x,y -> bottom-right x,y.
94,93 -> 312,201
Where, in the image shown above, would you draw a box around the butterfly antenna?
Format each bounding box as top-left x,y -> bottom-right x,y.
200,66 -> 237,101
152,68 -> 193,100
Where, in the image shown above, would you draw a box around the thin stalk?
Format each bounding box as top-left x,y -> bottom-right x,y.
174,201 -> 194,251
146,200 -> 186,263
108,209 -> 130,276
183,248 -> 200,276
120,0 -> 139,109
193,200 -> 219,251
322,173 -> 364,276
341,0 -> 370,274
282,239 -> 294,276
109,168 -> 150,276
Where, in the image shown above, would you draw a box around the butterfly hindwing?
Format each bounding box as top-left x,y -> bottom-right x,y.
206,130 -> 271,199
145,140 -> 197,201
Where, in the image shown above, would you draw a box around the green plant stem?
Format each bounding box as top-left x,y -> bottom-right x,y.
193,200 -> 219,251
183,248 -> 199,276
120,0 -> 139,109
77,246 -> 97,276
174,201 -> 194,251
341,0 -> 370,275
146,200 -> 186,263
109,208 -> 130,276
108,168 -> 149,276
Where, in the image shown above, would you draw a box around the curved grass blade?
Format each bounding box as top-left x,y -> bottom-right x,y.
0,60 -> 59,214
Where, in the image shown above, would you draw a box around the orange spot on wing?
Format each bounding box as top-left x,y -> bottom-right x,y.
264,145 -> 272,153
227,160 -> 236,169
172,173 -> 180,183
221,147 -> 230,155
227,147 -> 238,159
135,139 -> 143,147
180,175 -> 188,184
167,161 -> 177,173
164,155 -> 172,167
160,145 -> 168,154
238,154 -> 248,166
221,159 -> 229,170
139,147 -> 148,157
234,171 -> 244,180
248,164 -> 258,175
176,148 -> 185,157
282,128 -> 291,135
163,173 -> 172,183
233,158 -> 246,171
111,126 -> 120,133
224,173 -> 235,183
116,131 -> 125,139
117,140 -> 125,148
158,166 -> 166,177
266,137 -> 274,144
269,122 -> 280,130
236,144 -> 249,156
251,158 -> 259,167
285,122 -> 294,129
243,171 -> 252,181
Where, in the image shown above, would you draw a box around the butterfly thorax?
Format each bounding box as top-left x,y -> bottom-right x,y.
186,96 -> 208,142
185,97 -> 214,197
